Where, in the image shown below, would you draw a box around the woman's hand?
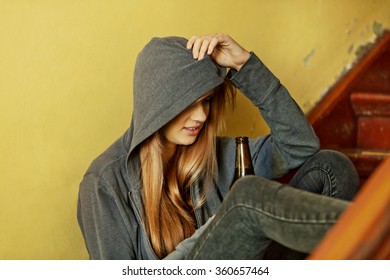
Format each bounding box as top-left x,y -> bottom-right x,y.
186,33 -> 250,71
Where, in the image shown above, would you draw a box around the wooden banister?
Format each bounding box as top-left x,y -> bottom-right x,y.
308,155 -> 390,259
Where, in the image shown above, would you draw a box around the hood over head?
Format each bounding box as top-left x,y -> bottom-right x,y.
128,36 -> 227,154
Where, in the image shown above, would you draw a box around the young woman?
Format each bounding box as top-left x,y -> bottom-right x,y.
77,33 -> 359,259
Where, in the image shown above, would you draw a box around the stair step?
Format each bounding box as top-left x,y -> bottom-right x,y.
308,33 -> 390,183
351,92 -> 390,149
357,117 -> 390,149
338,148 -> 390,180
351,92 -> 390,117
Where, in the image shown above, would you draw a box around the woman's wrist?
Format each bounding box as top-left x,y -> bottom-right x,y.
234,50 -> 251,71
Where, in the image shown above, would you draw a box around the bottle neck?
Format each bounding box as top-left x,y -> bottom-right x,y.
234,137 -> 254,181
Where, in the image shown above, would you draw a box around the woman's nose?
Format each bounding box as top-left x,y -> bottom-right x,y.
190,102 -> 209,122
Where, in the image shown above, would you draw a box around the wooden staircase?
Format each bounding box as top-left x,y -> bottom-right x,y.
307,31 -> 390,185
306,31 -> 390,259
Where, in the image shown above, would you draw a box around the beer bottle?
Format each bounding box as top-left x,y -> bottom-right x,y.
233,136 -> 255,182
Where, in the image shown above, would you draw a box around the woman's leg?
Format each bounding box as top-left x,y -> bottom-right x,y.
187,176 -> 349,260
264,150 -> 360,259
289,150 -> 360,200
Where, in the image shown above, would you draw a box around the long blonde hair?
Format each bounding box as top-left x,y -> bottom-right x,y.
139,79 -> 235,258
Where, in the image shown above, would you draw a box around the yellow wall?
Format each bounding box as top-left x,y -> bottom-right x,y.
1,0 -> 389,259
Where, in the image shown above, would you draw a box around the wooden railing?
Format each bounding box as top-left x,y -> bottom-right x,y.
308,155 -> 390,259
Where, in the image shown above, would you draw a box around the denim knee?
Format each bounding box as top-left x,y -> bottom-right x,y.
315,150 -> 359,188
229,175 -> 283,206
231,175 -> 269,194
230,176 -> 261,201
296,149 -> 360,200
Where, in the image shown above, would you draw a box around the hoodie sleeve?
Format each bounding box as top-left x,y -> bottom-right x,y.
228,53 -> 320,179
77,173 -> 136,259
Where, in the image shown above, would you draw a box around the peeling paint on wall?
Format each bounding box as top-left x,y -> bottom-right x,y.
318,23 -> 389,111
355,41 -> 375,59
348,44 -> 354,54
373,21 -> 384,36
303,49 -> 316,65
355,21 -> 385,58
345,18 -> 358,36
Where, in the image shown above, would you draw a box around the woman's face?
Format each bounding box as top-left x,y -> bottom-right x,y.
161,90 -> 214,152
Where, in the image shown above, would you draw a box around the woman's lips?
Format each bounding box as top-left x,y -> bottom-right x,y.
183,126 -> 201,136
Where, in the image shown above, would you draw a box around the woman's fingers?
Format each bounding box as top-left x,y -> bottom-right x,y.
187,33 -> 250,70
187,35 -> 219,60
186,36 -> 197,50
207,37 -> 219,55
198,39 -> 211,60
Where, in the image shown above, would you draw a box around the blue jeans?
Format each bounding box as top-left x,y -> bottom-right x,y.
187,150 -> 360,259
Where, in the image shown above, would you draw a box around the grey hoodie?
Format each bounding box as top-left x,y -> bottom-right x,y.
77,36 -> 320,260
